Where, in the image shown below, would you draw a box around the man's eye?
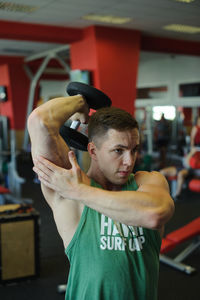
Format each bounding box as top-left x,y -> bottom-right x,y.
132,149 -> 138,154
115,149 -> 123,154
132,146 -> 140,154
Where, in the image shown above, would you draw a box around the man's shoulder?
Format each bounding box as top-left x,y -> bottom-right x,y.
134,170 -> 161,178
134,170 -> 166,186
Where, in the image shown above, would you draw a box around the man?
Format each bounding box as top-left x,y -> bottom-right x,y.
160,147 -> 200,200
28,93 -> 174,300
154,113 -> 171,169
190,116 -> 200,148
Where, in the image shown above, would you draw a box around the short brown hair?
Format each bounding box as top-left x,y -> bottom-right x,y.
88,107 -> 139,146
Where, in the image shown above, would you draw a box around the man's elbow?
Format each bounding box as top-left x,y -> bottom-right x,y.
27,109 -> 40,134
28,109 -> 50,136
149,199 -> 175,230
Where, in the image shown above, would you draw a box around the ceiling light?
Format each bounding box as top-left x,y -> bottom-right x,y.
163,24 -> 200,34
175,0 -> 195,3
82,14 -> 131,25
0,1 -> 38,13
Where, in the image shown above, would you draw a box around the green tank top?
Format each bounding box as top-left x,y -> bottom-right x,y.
65,174 -> 161,300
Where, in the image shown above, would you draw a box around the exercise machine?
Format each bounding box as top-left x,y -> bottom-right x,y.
0,129 -> 32,205
160,217 -> 200,274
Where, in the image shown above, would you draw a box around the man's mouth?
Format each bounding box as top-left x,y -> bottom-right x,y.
118,170 -> 130,177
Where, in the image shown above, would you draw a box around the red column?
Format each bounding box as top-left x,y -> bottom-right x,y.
0,59 -> 31,148
0,57 -> 31,131
0,64 -> 15,129
9,63 -> 30,130
71,26 -> 141,115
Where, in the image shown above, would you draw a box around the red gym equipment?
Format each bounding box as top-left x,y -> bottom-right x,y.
167,177 -> 200,199
189,179 -> 200,193
160,217 -> 200,274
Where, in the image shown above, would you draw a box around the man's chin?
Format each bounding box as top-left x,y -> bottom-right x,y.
115,175 -> 130,185
105,173 -> 130,189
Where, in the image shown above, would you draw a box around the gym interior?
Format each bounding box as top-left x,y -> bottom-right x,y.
0,1 -> 200,299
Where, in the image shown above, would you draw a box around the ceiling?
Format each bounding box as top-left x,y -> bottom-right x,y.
0,0 -> 200,58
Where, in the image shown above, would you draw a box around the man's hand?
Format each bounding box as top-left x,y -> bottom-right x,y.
69,95 -> 90,124
33,151 -> 83,199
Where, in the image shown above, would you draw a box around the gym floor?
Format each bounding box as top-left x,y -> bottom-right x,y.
0,161 -> 200,300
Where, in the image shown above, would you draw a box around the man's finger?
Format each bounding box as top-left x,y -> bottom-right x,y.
37,156 -> 60,172
68,151 -> 79,169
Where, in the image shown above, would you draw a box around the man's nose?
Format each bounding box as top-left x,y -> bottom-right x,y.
123,152 -> 134,166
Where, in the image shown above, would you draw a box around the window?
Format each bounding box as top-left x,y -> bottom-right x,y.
137,86 -> 168,99
153,106 -> 176,121
179,82 -> 200,97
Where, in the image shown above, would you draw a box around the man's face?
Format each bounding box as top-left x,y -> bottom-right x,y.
94,128 -> 140,188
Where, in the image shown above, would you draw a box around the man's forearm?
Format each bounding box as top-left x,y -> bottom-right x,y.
33,156 -> 174,229
32,145 -> 175,230
30,95 -> 85,131
72,183 -> 174,229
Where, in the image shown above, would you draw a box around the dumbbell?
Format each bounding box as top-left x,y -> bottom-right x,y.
60,82 -> 112,151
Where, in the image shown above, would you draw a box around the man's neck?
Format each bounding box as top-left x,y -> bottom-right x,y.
87,164 -> 123,191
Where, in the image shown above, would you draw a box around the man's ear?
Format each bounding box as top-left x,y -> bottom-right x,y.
87,142 -> 97,160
